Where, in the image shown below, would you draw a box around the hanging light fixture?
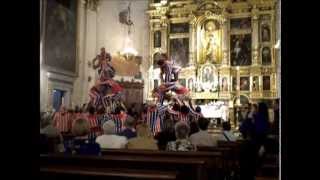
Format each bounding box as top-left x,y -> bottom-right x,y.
120,2 -> 138,60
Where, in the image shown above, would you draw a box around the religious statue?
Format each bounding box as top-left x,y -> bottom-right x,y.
200,20 -> 220,64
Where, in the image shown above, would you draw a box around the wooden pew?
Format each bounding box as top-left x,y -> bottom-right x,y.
40,154 -> 207,180
101,149 -> 223,179
41,166 -> 178,180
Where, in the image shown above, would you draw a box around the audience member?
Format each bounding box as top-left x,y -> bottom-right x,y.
166,122 -> 196,151
119,115 -> 137,139
69,118 -> 101,155
127,124 -> 158,150
154,114 -> 176,150
190,117 -> 216,147
96,120 -> 128,149
221,122 -> 237,142
239,128 -> 256,180
40,112 -> 65,153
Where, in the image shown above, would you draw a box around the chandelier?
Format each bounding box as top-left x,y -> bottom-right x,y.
120,2 -> 138,59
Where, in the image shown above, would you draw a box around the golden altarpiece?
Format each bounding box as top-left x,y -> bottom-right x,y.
147,0 -> 278,125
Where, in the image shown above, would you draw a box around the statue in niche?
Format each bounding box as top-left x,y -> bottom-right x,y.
200,20 -> 220,64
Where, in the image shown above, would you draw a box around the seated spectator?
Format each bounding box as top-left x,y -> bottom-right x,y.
70,118 -> 101,155
154,114 -> 176,150
119,116 -> 137,139
127,124 -> 158,150
40,112 -> 64,153
96,121 -> 128,149
190,117 -> 217,147
239,127 -> 256,180
166,122 -> 196,151
221,122 -> 237,142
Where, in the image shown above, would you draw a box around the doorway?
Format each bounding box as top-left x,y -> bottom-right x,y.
52,89 -> 65,112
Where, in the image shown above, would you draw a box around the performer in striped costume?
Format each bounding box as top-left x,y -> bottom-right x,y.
89,47 -> 123,110
53,106 -> 72,134
104,106 -> 128,134
146,103 -> 167,134
157,53 -> 181,83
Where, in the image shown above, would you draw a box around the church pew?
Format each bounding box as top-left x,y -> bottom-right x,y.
40,166 -> 179,180
40,154 -> 207,180
100,149 -> 225,179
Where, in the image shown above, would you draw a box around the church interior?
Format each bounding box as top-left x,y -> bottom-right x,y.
40,0 -> 281,180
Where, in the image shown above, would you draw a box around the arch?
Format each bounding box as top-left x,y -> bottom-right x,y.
232,94 -> 250,106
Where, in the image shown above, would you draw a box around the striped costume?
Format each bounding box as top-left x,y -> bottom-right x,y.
53,112 -> 72,133
146,104 -> 167,134
87,114 -> 102,138
104,113 -> 128,134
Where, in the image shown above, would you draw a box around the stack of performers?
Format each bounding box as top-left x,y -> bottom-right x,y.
145,53 -> 203,135
88,47 -> 123,113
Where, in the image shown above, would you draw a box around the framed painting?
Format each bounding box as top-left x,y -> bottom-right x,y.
262,46 -> 272,65
263,76 -> 271,90
261,24 -> 271,42
252,76 -> 259,91
230,34 -> 252,66
154,31 -> 161,48
230,17 -> 251,30
221,77 -> 229,91
44,0 -> 77,74
170,23 -> 189,34
240,77 -> 250,91
169,38 -> 189,67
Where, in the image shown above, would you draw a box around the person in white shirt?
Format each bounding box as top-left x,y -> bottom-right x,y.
190,117 -> 217,147
96,120 -> 128,149
221,122 -> 237,142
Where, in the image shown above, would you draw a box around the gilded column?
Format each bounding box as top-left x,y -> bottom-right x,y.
252,7 -> 259,66
161,19 -> 168,53
221,15 -> 229,66
189,14 -> 196,66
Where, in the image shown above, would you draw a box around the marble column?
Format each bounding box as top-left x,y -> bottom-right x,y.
72,0 -> 87,106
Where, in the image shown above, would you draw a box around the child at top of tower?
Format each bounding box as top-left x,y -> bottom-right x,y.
157,53 -> 181,83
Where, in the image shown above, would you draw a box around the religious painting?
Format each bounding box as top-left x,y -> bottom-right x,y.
263,76 -> 271,90
202,66 -> 213,83
44,0 -> 77,74
230,34 -> 252,66
154,31 -> 161,48
230,17 -> 251,30
199,20 -> 222,64
252,76 -> 259,91
153,52 -> 162,69
170,38 -> 189,67
188,78 -> 195,92
240,77 -> 250,91
232,77 -> 237,91
261,24 -> 271,42
262,46 -> 272,65
221,77 -> 228,91
179,79 -> 186,87
170,23 -> 189,34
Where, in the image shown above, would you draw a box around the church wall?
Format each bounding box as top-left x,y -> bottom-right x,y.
96,0 -> 149,102
72,0 -> 150,104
